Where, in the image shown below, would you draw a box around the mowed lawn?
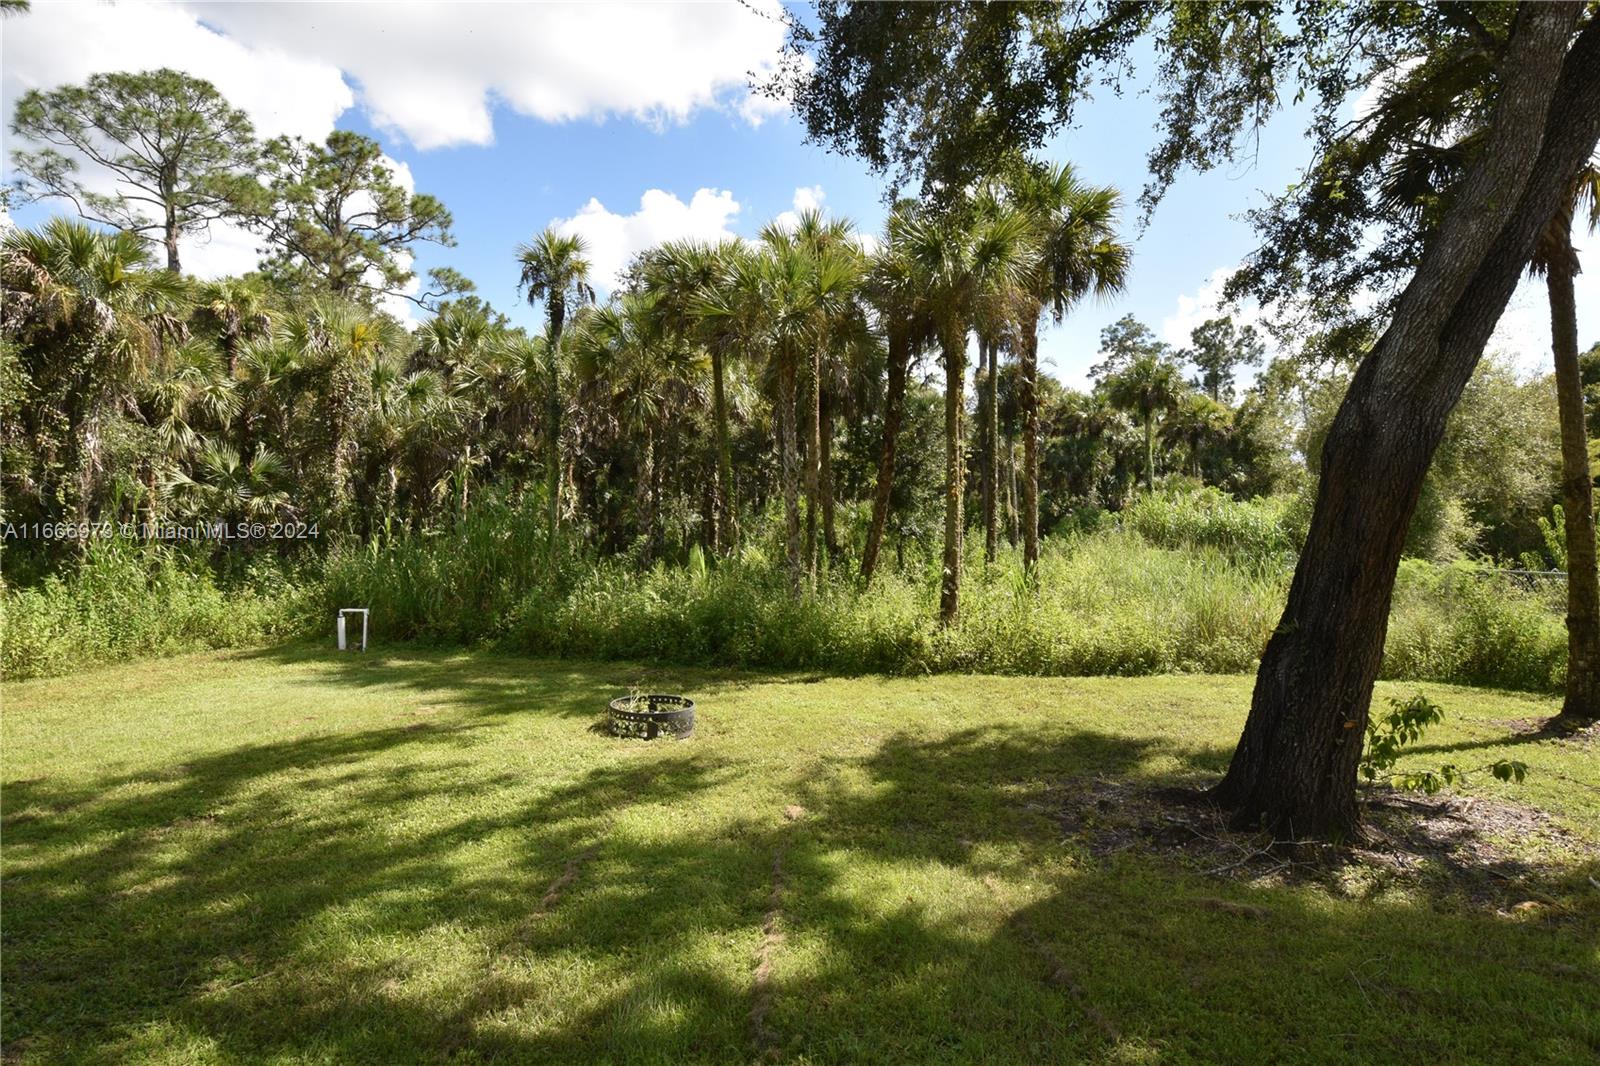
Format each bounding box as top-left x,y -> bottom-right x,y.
3,647 -> 1597,1064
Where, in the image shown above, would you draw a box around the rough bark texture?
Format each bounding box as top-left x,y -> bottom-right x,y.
940,327 -> 966,625
861,325 -> 909,585
545,296 -> 566,556
710,345 -> 733,553
821,390 -> 839,564
804,347 -> 823,585
1021,317 -> 1041,573
778,356 -> 803,588
1548,250 -> 1600,722
1212,5 -> 1598,840
983,336 -> 1000,563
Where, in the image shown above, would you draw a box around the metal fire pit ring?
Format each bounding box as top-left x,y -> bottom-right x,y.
608,694 -> 696,740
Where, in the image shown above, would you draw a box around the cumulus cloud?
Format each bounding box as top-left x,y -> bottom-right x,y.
552,188 -> 745,290
771,184 -> 826,232
4,2 -> 788,155
186,0 -> 791,149
1160,266 -> 1275,355
0,1 -> 352,141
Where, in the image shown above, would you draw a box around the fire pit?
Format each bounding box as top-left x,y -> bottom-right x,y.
608,693 -> 695,740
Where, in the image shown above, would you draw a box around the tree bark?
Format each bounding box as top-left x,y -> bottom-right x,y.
805,346 -> 823,586
1212,5 -> 1598,840
1021,316 -> 1041,574
940,325 -> 966,625
545,296 -> 566,558
861,325 -> 909,585
821,387 -> 839,566
710,344 -> 735,553
983,336 -> 1000,563
778,355 -> 803,588
1547,244 -> 1600,723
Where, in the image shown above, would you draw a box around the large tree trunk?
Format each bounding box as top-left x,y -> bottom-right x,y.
778,356 -> 803,588
861,326 -> 909,585
940,325 -> 967,625
1547,242 -> 1600,723
1212,5 -> 1599,840
711,344 -> 734,553
1021,316 -> 1041,574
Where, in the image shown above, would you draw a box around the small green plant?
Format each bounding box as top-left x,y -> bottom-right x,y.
1360,693 -> 1528,794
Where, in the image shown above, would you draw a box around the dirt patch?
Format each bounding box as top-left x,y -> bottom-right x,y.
1048,776 -> 1598,911
749,844 -> 786,1061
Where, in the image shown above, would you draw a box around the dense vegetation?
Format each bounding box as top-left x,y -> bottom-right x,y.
4,2 -> 1599,844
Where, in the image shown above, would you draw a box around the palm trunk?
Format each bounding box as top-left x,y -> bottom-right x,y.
1022,317 -> 1041,574
821,389 -> 839,567
983,336 -> 999,563
805,345 -> 823,586
940,325 -> 967,625
638,427 -> 656,567
778,356 -> 803,588
1547,247 -> 1600,722
861,325 -> 909,585
1211,4 -> 1597,839
1144,413 -> 1156,493
711,344 -> 734,552
545,300 -> 566,559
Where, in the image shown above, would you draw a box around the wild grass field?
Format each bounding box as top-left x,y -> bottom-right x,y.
4,646 -> 1596,1064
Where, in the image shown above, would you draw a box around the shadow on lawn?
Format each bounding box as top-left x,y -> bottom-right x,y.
4,668 -> 1597,1063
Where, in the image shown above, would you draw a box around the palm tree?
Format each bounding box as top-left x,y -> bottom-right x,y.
763,209 -> 864,583
859,205 -> 936,586
639,238 -> 744,552
1,217 -> 188,528
1013,162 -> 1131,573
194,277 -> 271,377
1529,165 -> 1600,723
1101,351 -> 1187,493
516,228 -> 595,553
276,301 -> 404,529
1162,391 -> 1234,480
166,440 -> 291,528
571,292 -> 701,563
901,197 -> 1037,625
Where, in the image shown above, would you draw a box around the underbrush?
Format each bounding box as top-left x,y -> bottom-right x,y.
1,542 -> 315,680
1,497 -> 1572,690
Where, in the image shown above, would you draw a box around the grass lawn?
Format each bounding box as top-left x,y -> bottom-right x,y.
3,646 -> 1597,1064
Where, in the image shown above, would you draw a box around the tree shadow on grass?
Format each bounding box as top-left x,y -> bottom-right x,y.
4,684 -> 1597,1063
223,640 -> 777,726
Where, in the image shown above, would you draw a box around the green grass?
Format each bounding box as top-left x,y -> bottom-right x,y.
4,648 -> 1597,1063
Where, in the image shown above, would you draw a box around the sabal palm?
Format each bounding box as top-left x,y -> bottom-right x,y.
166,440 -> 290,525
900,198 -> 1037,624
1,217 -> 188,524
639,237 -> 744,551
767,208 -> 865,579
1013,162 -> 1131,571
517,228 -> 594,549
571,291 -> 700,561
859,204 -> 937,585
1102,351 -> 1186,493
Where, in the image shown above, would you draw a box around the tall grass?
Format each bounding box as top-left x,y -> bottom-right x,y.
1,541 -> 315,679
2,493 -> 1571,692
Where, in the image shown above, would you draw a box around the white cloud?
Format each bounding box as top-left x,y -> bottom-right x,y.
186,0 -> 791,149
552,187 -> 744,290
0,1 -> 352,142
772,184 -> 826,232
1160,266 -> 1275,356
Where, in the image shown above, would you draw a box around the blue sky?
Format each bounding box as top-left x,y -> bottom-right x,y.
4,1 -> 1593,389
